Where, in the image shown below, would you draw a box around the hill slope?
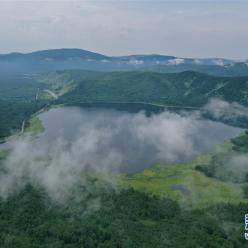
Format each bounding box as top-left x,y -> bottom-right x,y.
56,70 -> 248,107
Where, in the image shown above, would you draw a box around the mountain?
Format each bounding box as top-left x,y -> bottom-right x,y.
0,49 -> 107,61
0,49 -> 109,74
0,48 -> 247,76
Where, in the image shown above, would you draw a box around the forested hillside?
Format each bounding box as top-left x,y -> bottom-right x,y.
0,185 -> 246,247
0,73 -> 47,139
0,100 -> 45,140
57,71 -> 248,107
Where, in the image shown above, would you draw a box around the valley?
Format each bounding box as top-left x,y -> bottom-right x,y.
2,0 -> 248,244
1,49 -> 248,247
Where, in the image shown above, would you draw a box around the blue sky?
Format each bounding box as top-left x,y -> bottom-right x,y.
0,0 -> 248,59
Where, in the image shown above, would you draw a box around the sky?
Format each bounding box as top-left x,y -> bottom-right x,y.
0,0 -> 248,59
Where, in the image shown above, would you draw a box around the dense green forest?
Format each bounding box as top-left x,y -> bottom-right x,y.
0,73 -> 45,101
0,100 -> 45,140
0,73 -> 46,139
0,185 -> 247,248
56,71 -> 248,107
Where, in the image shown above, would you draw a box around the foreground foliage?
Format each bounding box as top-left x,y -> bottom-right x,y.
0,185 -> 247,248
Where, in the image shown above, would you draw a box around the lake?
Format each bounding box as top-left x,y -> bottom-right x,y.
27,105 -> 243,173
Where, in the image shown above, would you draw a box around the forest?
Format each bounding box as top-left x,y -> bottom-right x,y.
0,185 -> 247,248
0,100 -> 45,140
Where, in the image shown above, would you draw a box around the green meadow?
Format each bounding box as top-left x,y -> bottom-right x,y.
121,141 -> 248,208
25,115 -> 45,136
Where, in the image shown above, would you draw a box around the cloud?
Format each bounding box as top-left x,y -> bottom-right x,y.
0,106 -> 242,201
213,59 -> 225,66
127,59 -> 144,65
226,154 -> 248,181
167,58 -> 184,65
193,59 -> 201,64
203,98 -> 248,120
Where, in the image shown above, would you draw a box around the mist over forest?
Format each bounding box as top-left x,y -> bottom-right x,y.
1,0 -> 248,246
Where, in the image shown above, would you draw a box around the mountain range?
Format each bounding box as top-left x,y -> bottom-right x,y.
1,48 -> 248,76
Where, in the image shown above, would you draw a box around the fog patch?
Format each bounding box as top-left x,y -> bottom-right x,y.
226,155 -> 248,181
0,134 -> 119,202
203,98 -> 248,120
210,154 -> 248,183
0,105 -> 243,200
167,58 -> 184,65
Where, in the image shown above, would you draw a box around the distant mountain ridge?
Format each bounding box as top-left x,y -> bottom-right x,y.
0,48 -> 239,64
0,48 -> 247,76
0,49 -> 107,60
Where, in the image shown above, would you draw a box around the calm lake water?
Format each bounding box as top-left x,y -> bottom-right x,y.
0,105 -> 244,173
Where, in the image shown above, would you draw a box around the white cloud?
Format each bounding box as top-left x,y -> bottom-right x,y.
0,106 -> 242,200
167,58 -> 184,65
127,59 -> 144,65
204,98 -> 248,120
213,59 -> 225,66
193,59 -> 200,64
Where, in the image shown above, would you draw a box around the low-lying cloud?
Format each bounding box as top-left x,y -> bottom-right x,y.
0,102 -> 244,200
204,98 -> 248,120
